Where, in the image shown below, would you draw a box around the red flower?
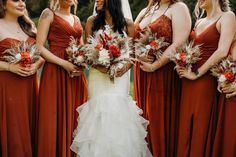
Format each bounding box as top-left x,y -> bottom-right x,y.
224,71 -> 235,82
150,41 -> 158,49
104,33 -> 112,41
177,52 -> 187,67
95,43 -> 103,50
109,45 -> 121,58
20,51 -> 31,67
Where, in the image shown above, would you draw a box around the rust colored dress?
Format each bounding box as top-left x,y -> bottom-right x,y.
212,42 -> 236,157
0,37 -> 38,157
134,15 -> 181,157
37,12 -> 88,157
177,22 -> 219,157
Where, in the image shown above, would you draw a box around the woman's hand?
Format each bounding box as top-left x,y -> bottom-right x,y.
26,59 -> 44,76
61,60 -> 82,77
115,63 -> 131,77
177,66 -> 198,80
8,64 -> 32,77
137,53 -> 155,64
221,83 -> 236,98
93,65 -> 109,74
139,60 -> 155,72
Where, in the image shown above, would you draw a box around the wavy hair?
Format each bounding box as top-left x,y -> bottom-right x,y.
194,0 -> 231,19
0,0 -> 36,37
49,0 -> 78,14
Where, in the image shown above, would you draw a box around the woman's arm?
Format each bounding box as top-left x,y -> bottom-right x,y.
179,12 -> 236,80
36,8 -> 79,75
140,2 -> 192,72
116,19 -> 134,77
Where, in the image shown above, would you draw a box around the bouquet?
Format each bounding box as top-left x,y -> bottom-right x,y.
66,36 -> 86,66
84,25 -> 132,81
169,41 -> 201,71
134,27 -> 169,59
2,41 -> 40,67
211,57 -> 236,85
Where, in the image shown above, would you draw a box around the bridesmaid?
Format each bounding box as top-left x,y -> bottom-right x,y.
36,0 -> 88,157
0,0 -> 43,156
212,37 -> 236,157
134,0 -> 191,157
176,0 -> 235,157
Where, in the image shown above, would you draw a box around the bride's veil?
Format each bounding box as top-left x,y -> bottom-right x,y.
93,0 -> 133,21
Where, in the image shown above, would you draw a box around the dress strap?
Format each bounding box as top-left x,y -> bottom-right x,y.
48,8 -> 55,15
163,4 -> 170,16
195,15 -> 222,29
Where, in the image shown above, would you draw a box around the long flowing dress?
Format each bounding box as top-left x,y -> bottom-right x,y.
134,14 -> 181,157
212,41 -> 236,157
177,21 -> 219,157
37,12 -> 88,157
70,28 -> 152,157
0,37 -> 38,157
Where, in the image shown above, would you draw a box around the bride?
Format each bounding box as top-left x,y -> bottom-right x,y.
70,0 -> 152,156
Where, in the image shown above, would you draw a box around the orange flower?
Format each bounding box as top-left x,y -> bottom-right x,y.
224,71 -> 235,82
20,51 -> 30,59
95,43 -> 103,50
20,51 -> 31,67
150,41 -> 158,49
177,52 -> 187,67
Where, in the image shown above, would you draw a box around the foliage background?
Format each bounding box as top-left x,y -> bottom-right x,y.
27,0 -> 236,25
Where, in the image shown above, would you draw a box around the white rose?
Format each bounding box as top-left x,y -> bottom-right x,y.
175,53 -> 180,60
72,45 -> 78,52
15,53 -> 22,60
98,49 -> 110,65
146,45 -> 151,50
76,55 -> 84,63
218,74 -> 227,83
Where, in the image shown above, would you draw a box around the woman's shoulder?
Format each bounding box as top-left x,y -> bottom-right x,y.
39,8 -> 54,22
171,2 -> 189,12
87,15 -> 96,24
220,11 -> 235,21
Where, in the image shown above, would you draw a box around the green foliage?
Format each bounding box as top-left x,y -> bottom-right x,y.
27,0 -> 236,26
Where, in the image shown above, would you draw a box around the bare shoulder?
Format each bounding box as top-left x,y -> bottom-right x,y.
139,7 -> 148,15
74,15 -> 82,23
39,8 -> 53,21
221,11 -> 235,21
86,15 -> 96,25
171,2 -> 189,12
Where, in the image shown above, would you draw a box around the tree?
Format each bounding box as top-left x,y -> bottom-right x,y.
26,0 -> 236,24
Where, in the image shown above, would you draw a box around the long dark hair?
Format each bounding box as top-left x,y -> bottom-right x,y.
137,0 -> 180,23
92,0 -> 127,34
0,0 -> 36,37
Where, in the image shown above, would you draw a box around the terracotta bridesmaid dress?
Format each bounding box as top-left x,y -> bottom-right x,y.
0,37 -> 38,157
134,12 -> 181,157
212,41 -> 236,157
177,21 -> 220,157
37,11 -> 88,157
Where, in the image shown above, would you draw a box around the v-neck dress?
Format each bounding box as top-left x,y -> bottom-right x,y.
36,10 -> 88,157
177,21 -> 219,157
134,14 -> 181,157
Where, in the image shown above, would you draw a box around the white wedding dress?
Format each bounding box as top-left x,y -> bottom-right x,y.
70,66 -> 153,157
